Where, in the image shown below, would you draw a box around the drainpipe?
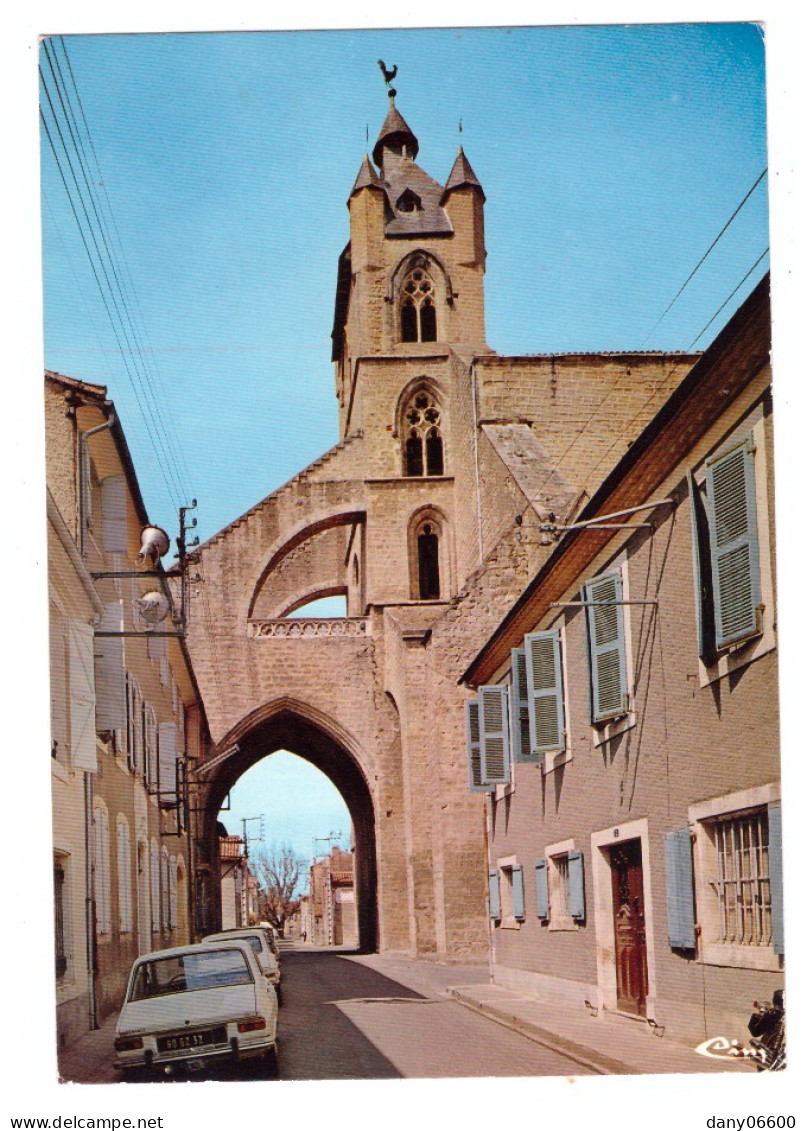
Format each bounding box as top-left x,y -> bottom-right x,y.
470,361 -> 484,566
84,772 -> 98,1030
79,412 -> 116,558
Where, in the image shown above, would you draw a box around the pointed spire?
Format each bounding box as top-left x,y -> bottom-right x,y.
350,153 -> 383,198
441,146 -> 485,202
372,101 -> 419,168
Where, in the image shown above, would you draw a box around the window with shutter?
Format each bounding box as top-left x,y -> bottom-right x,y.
478,685 -> 511,785
534,859 -> 549,919
524,631 -> 566,758
158,723 -> 178,807
687,469 -> 717,664
465,700 -> 490,792
488,868 -> 501,920
689,786 -> 782,970
512,864 -> 526,921
584,570 -> 628,723
94,603 -> 126,734
568,851 -> 586,921
69,620 -> 97,772
664,828 -> 696,949
768,804 -> 784,956
101,474 -> 127,554
509,648 -> 532,762
705,437 -> 762,649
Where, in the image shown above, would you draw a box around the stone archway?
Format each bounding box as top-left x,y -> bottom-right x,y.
195,699 -> 378,952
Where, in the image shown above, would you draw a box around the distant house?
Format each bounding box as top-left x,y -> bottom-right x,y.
308,847 -> 358,947
460,277 -> 782,1045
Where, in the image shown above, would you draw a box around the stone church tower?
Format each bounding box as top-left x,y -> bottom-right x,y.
184,94 -> 697,959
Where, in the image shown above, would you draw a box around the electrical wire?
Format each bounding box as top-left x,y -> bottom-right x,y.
40,38 -> 193,518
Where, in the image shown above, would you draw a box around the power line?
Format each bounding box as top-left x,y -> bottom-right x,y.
639,168 -> 768,347
40,39 -> 193,517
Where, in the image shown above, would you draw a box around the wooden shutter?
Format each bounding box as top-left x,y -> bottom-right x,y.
509,648 -> 532,762
68,620 -> 97,772
158,723 -> 178,807
524,631 -> 566,758
512,864 -> 526,920
664,829 -> 696,949
768,804 -> 784,956
534,859 -> 549,919
687,469 -> 717,663
94,603 -> 126,733
478,685 -> 511,785
584,571 -> 628,722
465,700 -> 489,792
706,438 -> 762,648
568,851 -> 586,920
101,474 -> 127,553
488,869 -> 501,920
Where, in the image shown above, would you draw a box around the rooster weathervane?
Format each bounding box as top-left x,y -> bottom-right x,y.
378,59 -> 398,99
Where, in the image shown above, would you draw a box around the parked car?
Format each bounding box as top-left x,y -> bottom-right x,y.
258,922 -> 281,958
113,941 -> 278,1078
203,928 -> 282,1005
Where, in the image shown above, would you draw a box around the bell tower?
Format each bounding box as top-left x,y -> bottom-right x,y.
332,92 -> 489,436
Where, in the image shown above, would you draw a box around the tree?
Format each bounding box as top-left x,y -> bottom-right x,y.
251,844 -> 304,938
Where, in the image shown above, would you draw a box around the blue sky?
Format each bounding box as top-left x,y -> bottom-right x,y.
38,22 -> 772,893
40,25 -> 769,546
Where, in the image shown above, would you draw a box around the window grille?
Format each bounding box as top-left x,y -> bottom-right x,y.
713,810 -> 771,947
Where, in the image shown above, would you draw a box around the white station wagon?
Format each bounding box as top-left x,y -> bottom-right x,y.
202,929 -> 282,1005
114,941 -> 278,1078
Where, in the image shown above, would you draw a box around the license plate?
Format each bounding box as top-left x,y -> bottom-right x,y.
157,1026 -> 226,1053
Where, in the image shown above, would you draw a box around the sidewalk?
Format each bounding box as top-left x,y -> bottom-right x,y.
447,983 -> 755,1076
57,1010 -> 120,1084
346,952 -> 753,1077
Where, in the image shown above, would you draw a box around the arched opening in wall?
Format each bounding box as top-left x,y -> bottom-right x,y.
408,507 -> 452,602
198,705 -> 377,952
286,594 -> 347,619
400,267 -> 438,343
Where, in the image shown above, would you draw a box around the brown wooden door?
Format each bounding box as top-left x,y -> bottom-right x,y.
610,839 -> 648,1016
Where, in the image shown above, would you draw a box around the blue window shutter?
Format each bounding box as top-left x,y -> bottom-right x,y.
479,685 -> 511,785
664,829 -> 696,949
568,851 -> 586,920
768,804 -> 784,956
524,631 -> 566,759
687,469 -> 716,663
512,864 -> 525,920
488,869 -> 501,920
465,700 -> 489,793
509,648 -> 532,762
534,859 -> 549,919
705,438 -> 762,649
584,571 -> 628,722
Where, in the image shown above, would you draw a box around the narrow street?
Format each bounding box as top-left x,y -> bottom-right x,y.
61,944 -> 593,1083
274,946 -> 592,1079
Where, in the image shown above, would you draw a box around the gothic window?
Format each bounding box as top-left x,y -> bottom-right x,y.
403,389 -> 444,477
400,268 -> 437,343
408,508 -> 450,602
418,523 -> 440,600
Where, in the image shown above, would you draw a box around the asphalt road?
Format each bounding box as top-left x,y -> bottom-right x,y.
273,946 -> 593,1080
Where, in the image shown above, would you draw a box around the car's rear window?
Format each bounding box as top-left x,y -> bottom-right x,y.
210,934 -> 262,954
129,949 -> 253,1000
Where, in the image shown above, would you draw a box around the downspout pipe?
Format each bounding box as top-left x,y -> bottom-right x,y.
84,772 -> 97,1030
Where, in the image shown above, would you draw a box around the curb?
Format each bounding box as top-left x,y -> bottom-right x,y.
449,988 -> 636,1076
